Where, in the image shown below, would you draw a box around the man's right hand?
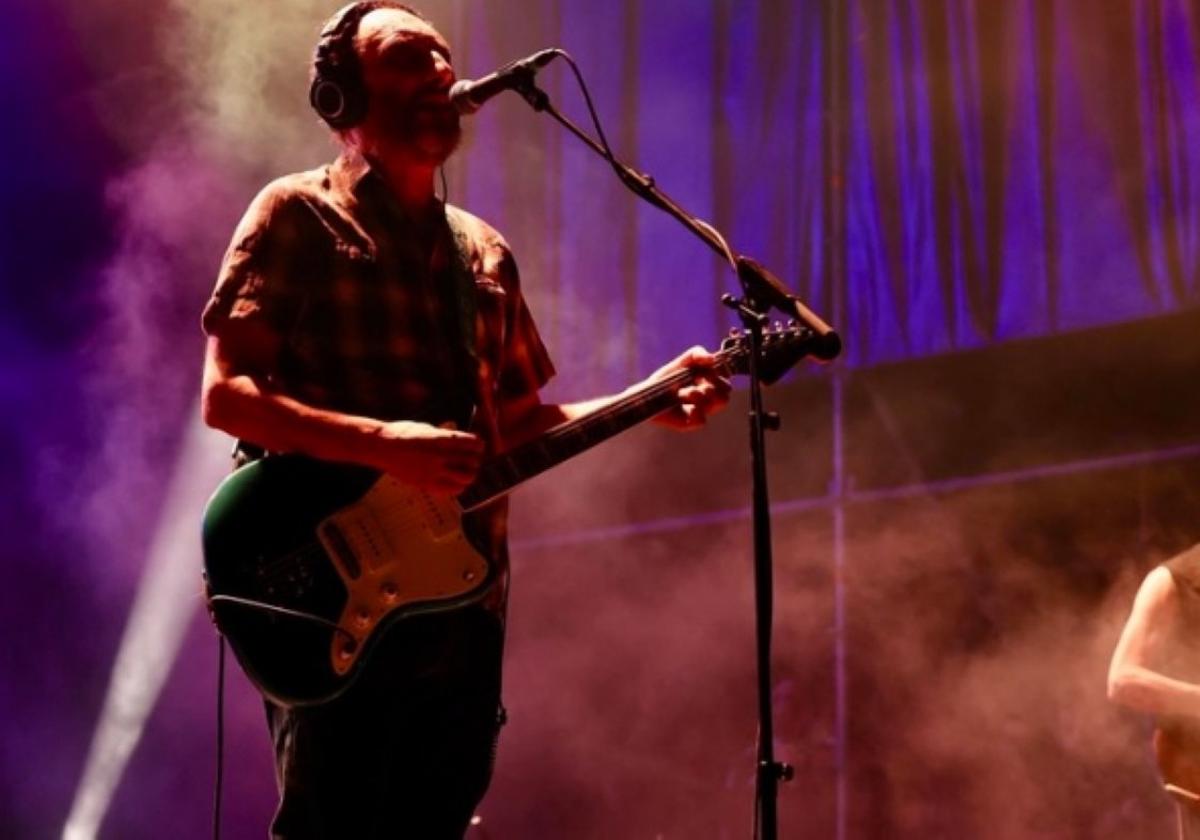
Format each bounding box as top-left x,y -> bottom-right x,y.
372,420 -> 484,493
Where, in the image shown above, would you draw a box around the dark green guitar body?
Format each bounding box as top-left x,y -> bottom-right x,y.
201,455 -> 494,707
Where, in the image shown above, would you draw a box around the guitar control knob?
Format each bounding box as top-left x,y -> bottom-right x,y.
463,570 -> 477,582
354,609 -> 371,628
380,582 -> 399,601
338,640 -> 356,660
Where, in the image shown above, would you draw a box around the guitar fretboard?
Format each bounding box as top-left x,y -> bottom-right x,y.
458,353 -> 733,512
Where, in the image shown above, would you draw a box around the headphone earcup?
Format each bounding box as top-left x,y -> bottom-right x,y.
311,74 -> 352,128
309,1 -> 380,129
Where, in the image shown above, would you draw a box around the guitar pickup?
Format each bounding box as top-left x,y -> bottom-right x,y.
318,521 -> 362,580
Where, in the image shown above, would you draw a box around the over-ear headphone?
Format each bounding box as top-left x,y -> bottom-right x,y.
309,1 -> 421,129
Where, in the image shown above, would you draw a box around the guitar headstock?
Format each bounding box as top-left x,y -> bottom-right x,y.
719,322 -> 817,384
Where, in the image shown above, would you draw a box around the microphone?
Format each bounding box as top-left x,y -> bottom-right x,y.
736,256 -> 842,361
449,48 -> 559,115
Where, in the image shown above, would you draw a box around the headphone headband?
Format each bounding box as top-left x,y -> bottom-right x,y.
309,1 -> 422,129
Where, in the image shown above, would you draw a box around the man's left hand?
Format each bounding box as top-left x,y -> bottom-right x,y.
647,346 -> 732,431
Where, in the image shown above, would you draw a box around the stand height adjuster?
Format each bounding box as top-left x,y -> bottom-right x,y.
760,760 -> 795,782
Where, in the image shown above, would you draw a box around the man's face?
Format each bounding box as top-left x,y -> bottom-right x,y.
354,9 -> 461,167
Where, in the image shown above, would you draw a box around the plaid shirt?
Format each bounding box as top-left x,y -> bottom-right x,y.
202,152 -> 555,596
203,152 -> 554,427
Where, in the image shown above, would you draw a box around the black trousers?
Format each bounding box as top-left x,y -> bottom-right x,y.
264,607 -> 505,839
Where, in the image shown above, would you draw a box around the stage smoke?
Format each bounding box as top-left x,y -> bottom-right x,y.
62,415 -> 229,840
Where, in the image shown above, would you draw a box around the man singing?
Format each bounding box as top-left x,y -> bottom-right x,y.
200,3 -> 729,837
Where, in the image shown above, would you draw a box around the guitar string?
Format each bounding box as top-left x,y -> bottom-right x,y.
215,333 -> 802,662
274,367 -> 709,578
237,340 -> 761,597
463,352 -> 738,507
494,338 -> 748,454
472,368 -> 698,479
215,336 -> 792,664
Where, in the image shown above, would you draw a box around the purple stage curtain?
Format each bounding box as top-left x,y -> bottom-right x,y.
442,0 -> 1200,393
845,0 -> 1200,361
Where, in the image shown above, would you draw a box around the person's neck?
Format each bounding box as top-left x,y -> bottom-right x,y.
370,152 -> 438,219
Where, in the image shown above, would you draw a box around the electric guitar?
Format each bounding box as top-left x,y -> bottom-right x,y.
202,325 -> 816,706
1156,722 -> 1200,812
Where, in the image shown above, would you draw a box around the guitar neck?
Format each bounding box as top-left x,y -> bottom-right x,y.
458,366 -> 699,512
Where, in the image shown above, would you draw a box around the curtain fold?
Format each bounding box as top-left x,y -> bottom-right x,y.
447,0 -> 1200,390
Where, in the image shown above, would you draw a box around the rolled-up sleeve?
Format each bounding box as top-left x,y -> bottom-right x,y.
494,249 -> 555,400
201,181 -> 307,338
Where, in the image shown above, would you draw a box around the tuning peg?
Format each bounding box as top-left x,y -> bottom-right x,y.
729,327 -> 741,338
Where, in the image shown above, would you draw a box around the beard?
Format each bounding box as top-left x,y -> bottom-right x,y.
388,102 -> 462,166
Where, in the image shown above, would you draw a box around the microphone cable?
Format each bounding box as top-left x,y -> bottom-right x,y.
554,51 -> 738,272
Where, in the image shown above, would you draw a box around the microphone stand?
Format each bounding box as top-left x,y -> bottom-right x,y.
510,75 -> 841,840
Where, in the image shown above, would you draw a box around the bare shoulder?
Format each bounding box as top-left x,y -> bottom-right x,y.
1133,565 -> 1180,615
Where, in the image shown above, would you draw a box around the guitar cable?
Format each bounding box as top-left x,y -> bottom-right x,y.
213,635 -> 226,840
207,594 -> 359,644
208,599 -> 356,840
554,50 -> 738,273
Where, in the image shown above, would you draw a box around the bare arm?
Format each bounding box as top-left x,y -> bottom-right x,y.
1108,565 -> 1200,719
200,321 -> 482,493
497,345 -> 732,447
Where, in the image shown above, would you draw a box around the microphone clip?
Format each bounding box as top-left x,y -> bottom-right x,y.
449,48 -> 561,115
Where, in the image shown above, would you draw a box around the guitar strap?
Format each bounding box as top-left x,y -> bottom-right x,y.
444,207 -> 510,448
443,208 -> 479,368
443,207 -> 511,621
